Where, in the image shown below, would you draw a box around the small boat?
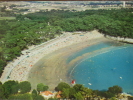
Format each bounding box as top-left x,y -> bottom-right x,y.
88,83 -> 92,85
120,77 -> 122,79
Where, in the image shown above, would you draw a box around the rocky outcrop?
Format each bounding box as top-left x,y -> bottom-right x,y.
106,35 -> 133,44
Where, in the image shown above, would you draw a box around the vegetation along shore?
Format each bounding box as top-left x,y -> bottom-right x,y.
0,80 -> 133,100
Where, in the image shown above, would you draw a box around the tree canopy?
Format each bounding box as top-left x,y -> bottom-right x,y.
55,82 -> 70,91
8,93 -> 33,100
37,83 -> 49,93
3,80 -> 19,98
108,85 -> 122,95
0,80 -> 126,100
19,81 -> 31,94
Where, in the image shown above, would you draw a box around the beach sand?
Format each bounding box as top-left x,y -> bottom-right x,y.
0,30 -> 113,90
28,37 -> 111,90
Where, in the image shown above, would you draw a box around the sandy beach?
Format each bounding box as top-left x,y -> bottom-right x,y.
0,30 -> 113,90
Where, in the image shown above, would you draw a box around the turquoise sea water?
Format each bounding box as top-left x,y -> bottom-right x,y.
69,42 -> 133,95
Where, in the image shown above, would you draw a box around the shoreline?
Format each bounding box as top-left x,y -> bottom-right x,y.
106,35 -> 133,44
0,32 -> 67,83
28,37 -> 110,90
0,30 -> 105,83
1,30 -> 133,91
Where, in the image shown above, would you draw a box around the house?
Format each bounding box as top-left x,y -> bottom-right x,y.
40,91 -> 54,99
71,80 -> 76,85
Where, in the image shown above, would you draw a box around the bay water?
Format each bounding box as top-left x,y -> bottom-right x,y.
69,42 -> 133,95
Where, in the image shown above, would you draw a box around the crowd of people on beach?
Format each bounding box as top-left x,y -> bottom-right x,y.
0,31 -> 104,83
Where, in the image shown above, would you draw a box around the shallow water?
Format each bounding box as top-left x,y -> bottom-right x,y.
69,42 -> 133,95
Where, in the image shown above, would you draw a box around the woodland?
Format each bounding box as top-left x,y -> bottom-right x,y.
0,80 -> 124,100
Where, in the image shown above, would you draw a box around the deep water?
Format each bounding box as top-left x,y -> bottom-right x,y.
69,42 -> 133,95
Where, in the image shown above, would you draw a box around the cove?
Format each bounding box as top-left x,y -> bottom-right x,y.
69,42 -> 133,95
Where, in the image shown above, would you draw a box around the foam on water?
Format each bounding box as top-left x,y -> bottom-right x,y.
69,42 -> 133,95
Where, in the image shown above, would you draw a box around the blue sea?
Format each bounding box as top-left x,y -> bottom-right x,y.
68,42 -> 133,95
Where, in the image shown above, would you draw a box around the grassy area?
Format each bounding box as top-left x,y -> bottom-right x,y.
0,17 -> 16,20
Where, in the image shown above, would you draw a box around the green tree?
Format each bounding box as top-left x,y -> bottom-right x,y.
3,80 -> 18,98
92,90 -> 96,95
43,85 -> 49,91
35,95 -> 44,100
74,92 -> 84,100
37,83 -> 49,93
16,14 -> 25,20
108,85 -> 122,95
55,82 -> 70,91
11,84 -> 19,94
105,91 -> 115,98
8,93 -> 33,100
73,84 -> 92,98
80,87 -> 92,97
19,81 -> 31,94
69,87 -> 76,98
0,84 -> 5,99
0,59 -> 6,76
32,89 -> 37,100
54,26 -> 63,35
62,88 -> 70,98
73,84 -> 83,92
